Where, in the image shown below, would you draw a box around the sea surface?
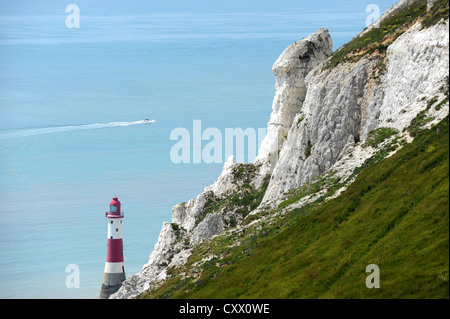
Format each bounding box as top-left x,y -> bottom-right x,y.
0,0 -> 397,298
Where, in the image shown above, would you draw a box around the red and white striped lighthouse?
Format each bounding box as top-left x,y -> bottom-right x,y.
100,196 -> 126,299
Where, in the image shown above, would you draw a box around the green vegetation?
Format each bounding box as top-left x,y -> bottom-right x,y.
363,127 -> 399,147
305,141 -> 313,158
353,135 -> 405,176
435,76 -> 449,111
435,98 -> 449,111
195,164 -> 270,226
230,180 -> 269,218
405,97 -> 437,137
139,117 -> 449,299
277,174 -> 342,210
231,163 -> 257,182
325,0 -> 427,69
422,0 -> 449,28
325,0 -> 448,70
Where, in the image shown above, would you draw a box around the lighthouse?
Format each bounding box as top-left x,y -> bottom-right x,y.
100,196 -> 126,299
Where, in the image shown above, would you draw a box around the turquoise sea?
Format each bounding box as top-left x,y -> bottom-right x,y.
0,0 -> 397,298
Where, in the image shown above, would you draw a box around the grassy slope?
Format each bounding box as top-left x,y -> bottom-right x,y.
325,0 -> 427,69
325,0 -> 449,69
142,117 -> 449,299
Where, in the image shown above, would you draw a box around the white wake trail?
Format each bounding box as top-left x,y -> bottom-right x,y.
0,119 -> 155,139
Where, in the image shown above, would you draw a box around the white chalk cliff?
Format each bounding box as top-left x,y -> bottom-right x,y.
112,0 -> 449,299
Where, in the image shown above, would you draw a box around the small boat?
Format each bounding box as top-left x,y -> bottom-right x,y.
143,118 -> 152,122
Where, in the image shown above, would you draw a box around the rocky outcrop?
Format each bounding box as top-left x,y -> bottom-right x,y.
112,0 -> 449,299
255,28 -> 333,181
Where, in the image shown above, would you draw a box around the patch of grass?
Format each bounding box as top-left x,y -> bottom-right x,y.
435,97 -> 449,111
353,138 -> 401,177
231,163 -> 257,183
305,140 -> 313,158
427,96 -> 439,109
325,0 -> 427,69
405,98 -> 436,137
140,116 -> 449,299
231,180 -> 270,219
435,77 -> 449,111
363,127 -> 399,148
422,0 -> 449,28
277,174 -> 342,210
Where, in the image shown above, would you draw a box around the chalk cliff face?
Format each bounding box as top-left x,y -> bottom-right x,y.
261,18 -> 449,203
112,0 -> 449,299
255,28 -> 333,181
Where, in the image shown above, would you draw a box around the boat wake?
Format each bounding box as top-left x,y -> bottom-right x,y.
0,119 -> 156,139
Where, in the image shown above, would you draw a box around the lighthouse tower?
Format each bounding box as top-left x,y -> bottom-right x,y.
100,196 -> 126,299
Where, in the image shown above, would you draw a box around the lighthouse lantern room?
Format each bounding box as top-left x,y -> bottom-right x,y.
100,196 -> 126,299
